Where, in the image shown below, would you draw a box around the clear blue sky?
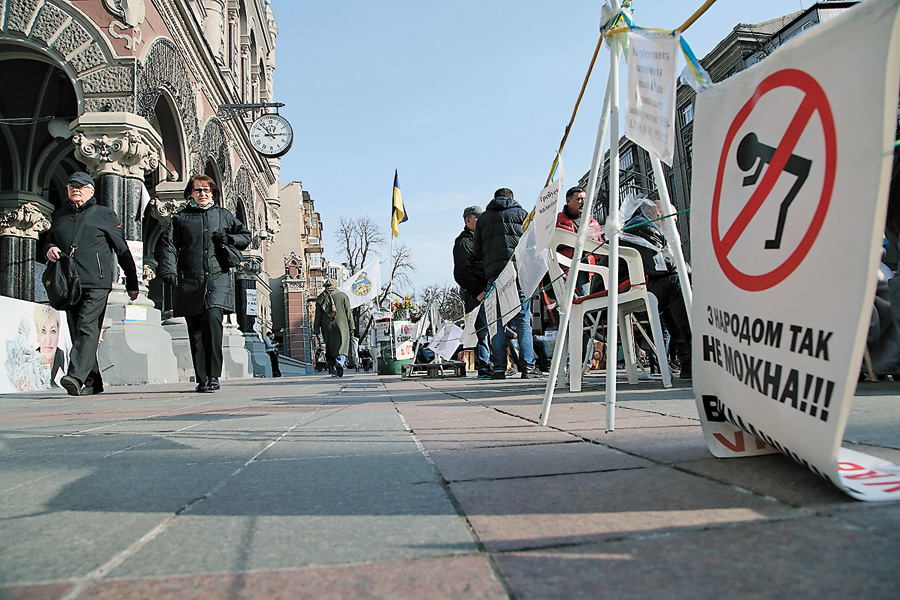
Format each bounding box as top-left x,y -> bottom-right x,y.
269,0 -> 809,293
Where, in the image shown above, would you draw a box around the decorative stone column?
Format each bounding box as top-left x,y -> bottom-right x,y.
0,202 -> 50,301
70,112 -> 179,385
234,255 -> 267,377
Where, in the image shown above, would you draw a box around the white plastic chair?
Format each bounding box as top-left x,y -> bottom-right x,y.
547,228 -> 672,392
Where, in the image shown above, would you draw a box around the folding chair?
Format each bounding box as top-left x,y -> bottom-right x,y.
547,228 -> 673,392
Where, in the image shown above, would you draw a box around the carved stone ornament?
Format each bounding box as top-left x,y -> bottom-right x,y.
234,255 -> 263,279
105,0 -> 146,49
285,280 -> 306,293
0,203 -> 51,239
142,263 -> 156,286
71,113 -> 162,178
149,197 -> 189,228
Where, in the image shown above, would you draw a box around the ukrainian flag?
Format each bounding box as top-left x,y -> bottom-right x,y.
391,170 -> 408,237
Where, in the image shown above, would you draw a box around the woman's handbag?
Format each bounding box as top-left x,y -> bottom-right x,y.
216,243 -> 244,270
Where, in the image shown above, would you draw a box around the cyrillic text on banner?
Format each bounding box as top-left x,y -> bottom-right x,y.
495,264 -> 520,327
690,0 -> 900,501
625,30 -> 678,166
533,159 -> 564,253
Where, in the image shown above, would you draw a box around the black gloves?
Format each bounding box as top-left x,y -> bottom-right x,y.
212,231 -> 231,247
161,273 -> 177,286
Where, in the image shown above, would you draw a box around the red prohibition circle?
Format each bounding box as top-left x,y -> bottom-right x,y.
711,69 -> 836,292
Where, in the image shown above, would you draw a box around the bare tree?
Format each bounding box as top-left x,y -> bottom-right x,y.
334,217 -> 416,342
336,216 -> 386,273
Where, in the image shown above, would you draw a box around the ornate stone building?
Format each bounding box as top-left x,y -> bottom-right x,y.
0,0 -> 285,382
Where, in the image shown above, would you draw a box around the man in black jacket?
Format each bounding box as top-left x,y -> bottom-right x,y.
44,171 -> 139,396
453,205 -> 492,378
473,188 -> 543,379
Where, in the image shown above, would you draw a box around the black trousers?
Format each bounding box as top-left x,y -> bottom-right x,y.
66,287 -> 110,391
267,350 -> 281,376
185,308 -> 224,383
647,275 -> 692,367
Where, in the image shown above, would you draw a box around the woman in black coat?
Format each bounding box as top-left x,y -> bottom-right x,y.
157,174 -> 251,392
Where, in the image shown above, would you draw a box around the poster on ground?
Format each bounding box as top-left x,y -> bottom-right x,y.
690,0 -> 900,500
0,296 -> 72,394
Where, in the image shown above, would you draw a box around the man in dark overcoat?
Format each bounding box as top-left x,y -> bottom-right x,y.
313,280 -> 354,377
43,171 -> 139,396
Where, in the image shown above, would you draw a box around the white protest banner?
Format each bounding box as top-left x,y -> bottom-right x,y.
533,159 -> 564,253
625,30 -> 678,166
339,260 -> 381,309
515,224 -> 549,298
484,289 -> 498,341
690,0 -> 900,501
461,306 -> 478,348
0,296 -> 72,393
495,264 -> 519,327
245,289 -> 258,316
431,323 -> 464,361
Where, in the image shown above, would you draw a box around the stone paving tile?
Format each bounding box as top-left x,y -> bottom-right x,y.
411,425 -> 577,451
493,515 -> 900,600
69,556 -> 507,600
0,582 -> 74,599
572,420 -> 713,464
677,453 -> 856,505
450,465 -> 795,552
429,441 -> 652,482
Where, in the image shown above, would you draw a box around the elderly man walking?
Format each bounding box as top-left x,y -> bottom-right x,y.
43,171 -> 139,396
314,280 -> 354,377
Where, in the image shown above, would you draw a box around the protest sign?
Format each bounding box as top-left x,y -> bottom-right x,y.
625,30 -> 678,165
690,0 -> 900,500
515,225 -> 549,299
495,264 -> 520,327
533,160 -> 564,253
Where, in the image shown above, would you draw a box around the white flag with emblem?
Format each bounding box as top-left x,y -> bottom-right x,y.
339,260 -> 381,309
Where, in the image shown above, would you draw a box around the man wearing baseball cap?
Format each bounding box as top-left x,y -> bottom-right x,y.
43,171 -> 139,396
453,205 -> 492,378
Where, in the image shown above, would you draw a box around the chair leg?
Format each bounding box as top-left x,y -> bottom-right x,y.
619,313 -> 639,384
646,295 -> 673,388
569,308 -> 584,392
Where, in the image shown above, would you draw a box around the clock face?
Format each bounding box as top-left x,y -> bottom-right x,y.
249,114 -> 294,158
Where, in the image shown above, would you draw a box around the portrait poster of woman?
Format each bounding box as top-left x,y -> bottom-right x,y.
0,297 -> 72,393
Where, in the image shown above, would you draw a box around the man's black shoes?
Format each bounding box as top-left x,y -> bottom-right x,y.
208,377 -> 220,391
195,380 -> 210,393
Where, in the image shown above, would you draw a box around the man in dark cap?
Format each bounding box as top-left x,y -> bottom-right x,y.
473,188 -> 543,379
43,171 -> 139,396
453,205 -> 492,378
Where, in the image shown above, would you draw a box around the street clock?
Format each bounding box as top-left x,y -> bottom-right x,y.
249,113 -> 293,158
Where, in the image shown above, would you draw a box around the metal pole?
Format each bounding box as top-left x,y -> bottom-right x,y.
606,35 -> 623,433
540,55 -> 616,426
649,155 -> 693,327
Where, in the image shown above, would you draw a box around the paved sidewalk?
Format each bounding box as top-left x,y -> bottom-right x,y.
1,371 -> 898,599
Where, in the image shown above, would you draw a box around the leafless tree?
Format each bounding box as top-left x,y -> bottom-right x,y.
334,216 -> 416,341
335,216 -> 386,273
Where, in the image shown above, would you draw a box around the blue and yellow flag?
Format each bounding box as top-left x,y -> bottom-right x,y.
391,170 -> 408,237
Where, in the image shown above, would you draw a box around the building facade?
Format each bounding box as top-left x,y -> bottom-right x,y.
0,0 -> 287,381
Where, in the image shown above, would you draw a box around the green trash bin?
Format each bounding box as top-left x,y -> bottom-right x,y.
375,319 -> 414,375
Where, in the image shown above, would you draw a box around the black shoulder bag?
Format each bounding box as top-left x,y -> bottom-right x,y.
43,206 -> 93,310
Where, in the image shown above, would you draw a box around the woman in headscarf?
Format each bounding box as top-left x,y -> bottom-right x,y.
313,279 -> 354,377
